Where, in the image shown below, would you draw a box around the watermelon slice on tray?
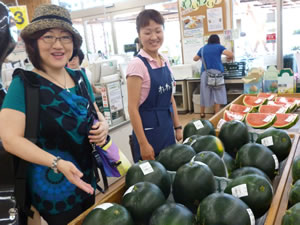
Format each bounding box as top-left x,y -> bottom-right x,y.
243,96 -> 267,108
275,97 -> 300,108
267,101 -> 294,113
258,105 -> 288,114
223,110 -> 246,122
229,104 -> 253,114
246,113 -> 276,129
273,113 -> 299,129
257,92 -> 277,101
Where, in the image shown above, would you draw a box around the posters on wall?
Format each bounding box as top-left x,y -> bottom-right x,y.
207,7 -> 223,32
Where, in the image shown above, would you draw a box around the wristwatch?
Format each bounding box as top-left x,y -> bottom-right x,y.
51,156 -> 62,173
174,126 -> 182,130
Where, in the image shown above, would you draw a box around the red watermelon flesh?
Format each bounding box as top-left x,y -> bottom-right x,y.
223,110 -> 245,121
275,97 -> 300,107
257,92 -> 277,101
273,113 -> 299,129
246,113 -> 276,129
258,105 -> 287,114
243,96 -> 267,107
229,104 -> 252,114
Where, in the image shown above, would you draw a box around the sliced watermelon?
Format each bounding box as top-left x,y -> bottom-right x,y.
246,113 -> 276,129
275,97 -> 300,107
267,101 -> 294,113
243,95 -> 267,108
273,113 -> 299,129
257,92 -> 277,101
258,105 -> 288,114
223,110 -> 245,122
229,104 -> 253,114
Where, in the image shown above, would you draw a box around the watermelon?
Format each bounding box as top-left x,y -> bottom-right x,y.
258,105 -> 287,114
273,113 -> 299,129
275,96 -> 300,107
192,151 -> 227,177
223,110 -> 246,121
172,161 -> 216,213
82,203 -> 134,225
182,134 -> 201,145
183,119 -> 215,140
149,203 -> 195,225
292,155 -> 300,182
196,193 -> 254,225
218,120 -> 249,158
188,135 -> 224,157
125,160 -> 171,198
224,174 -> 274,218
243,95 -> 267,108
156,143 -> 196,171
289,180 -> 300,207
257,92 -> 277,101
236,143 -> 278,179
229,166 -> 271,183
122,182 -> 165,223
229,104 -> 253,114
267,101 -> 292,112
256,128 -> 292,161
245,113 -> 276,129
223,152 -> 236,176
281,202 -> 300,225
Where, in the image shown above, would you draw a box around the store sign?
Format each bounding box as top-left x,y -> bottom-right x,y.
9,6 -> 29,30
266,33 -> 276,43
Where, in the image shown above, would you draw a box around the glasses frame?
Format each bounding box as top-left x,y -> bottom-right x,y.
39,35 -> 73,45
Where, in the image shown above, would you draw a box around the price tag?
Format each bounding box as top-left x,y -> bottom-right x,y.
183,137 -> 190,144
190,156 -> 196,162
254,98 -> 262,104
263,115 -> 274,122
276,107 -> 285,114
94,203 -> 113,210
279,98 -> 287,103
231,184 -> 248,198
123,185 -> 134,196
234,114 -> 243,120
217,119 -> 226,130
193,120 -> 204,130
285,114 -> 297,123
272,154 -> 279,170
243,107 -> 250,113
9,6 -> 29,30
194,161 -> 207,167
268,95 -> 275,100
261,136 -> 274,147
139,162 -> 154,175
246,208 -> 256,225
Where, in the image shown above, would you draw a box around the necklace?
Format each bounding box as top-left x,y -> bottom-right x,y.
43,70 -> 70,92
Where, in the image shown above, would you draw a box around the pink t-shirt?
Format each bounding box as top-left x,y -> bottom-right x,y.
126,49 -> 173,105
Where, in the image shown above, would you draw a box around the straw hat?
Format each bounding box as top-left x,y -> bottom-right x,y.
21,4 -> 82,47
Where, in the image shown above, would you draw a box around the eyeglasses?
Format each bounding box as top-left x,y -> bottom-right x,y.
40,35 -> 73,44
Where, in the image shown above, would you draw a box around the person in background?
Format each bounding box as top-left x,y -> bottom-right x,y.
193,34 -> 233,118
126,9 -> 183,163
0,4 -> 109,224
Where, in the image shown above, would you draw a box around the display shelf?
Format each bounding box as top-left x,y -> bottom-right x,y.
174,80 -> 188,113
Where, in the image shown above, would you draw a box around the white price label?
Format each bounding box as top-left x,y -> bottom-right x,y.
234,114 -> 243,120
263,115 -> 274,122
268,95 -> 275,100
272,154 -> 279,170
123,185 -> 134,196
190,156 -> 196,162
217,119 -> 226,129
285,114 -> 297,123
261,136 -> 274,147
246,208 -> 256,225
193,161 -> 207,167
139,162 -> 154,175
276,107 -> 285,114
255,98 -> 262,104
231,184 -> 248,198
243,107 -> 250,113
94,203 -> 113,210
193,120 -> 204,130
183,137 -> 190,144
279,98 -> 287,103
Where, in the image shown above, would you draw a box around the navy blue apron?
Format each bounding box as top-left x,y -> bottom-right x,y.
132,54 -> 176,162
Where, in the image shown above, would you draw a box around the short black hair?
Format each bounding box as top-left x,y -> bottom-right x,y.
136,9 -> 164,34
70,49 -> 84,65
208,34 -> 220,44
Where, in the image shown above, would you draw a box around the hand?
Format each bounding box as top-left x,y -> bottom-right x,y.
140,142 -> 155,160
88,119 -> 109,147
175,129 -> 183,142
57,160 -> 94,194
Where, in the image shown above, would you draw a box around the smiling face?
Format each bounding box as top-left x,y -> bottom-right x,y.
37,28 -> 73,71
67,56 -> 80,69
139,20 -> 164,55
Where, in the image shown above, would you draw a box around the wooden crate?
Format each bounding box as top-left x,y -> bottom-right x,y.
210,93 -> 300,134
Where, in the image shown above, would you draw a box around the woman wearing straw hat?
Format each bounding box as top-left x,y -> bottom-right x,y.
0,4 -> 108,224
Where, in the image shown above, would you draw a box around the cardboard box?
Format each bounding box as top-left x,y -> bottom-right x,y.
243,68 -> 264,94
278,68 -> 295,93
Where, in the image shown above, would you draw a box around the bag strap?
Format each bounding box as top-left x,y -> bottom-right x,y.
201,47 -> 208,72
12,68 -> 40,219
75,70 -> 108,193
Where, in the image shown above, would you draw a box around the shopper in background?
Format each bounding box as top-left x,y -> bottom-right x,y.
126,9 -> 183,163
0,4 -> 109,224
193,34 -> 233,118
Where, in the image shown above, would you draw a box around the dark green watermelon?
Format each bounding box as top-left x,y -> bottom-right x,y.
289,180 -> 300,207
229,166 -> 271,183
219,120 -> 249,158
189,135 -> 224,157
224,174 -> 273,218
125,160 -> 171,198
196,193 -> 254,225
156,143 -> 195,171
82,203 -> 134,225
292,155 -> 300,182
149,203 -> 195,225
183,119 -> 215,140
223,152 -> 236,176
282,202 -> 300,225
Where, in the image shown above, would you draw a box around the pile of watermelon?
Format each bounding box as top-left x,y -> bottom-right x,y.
223,93 -> 299,129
